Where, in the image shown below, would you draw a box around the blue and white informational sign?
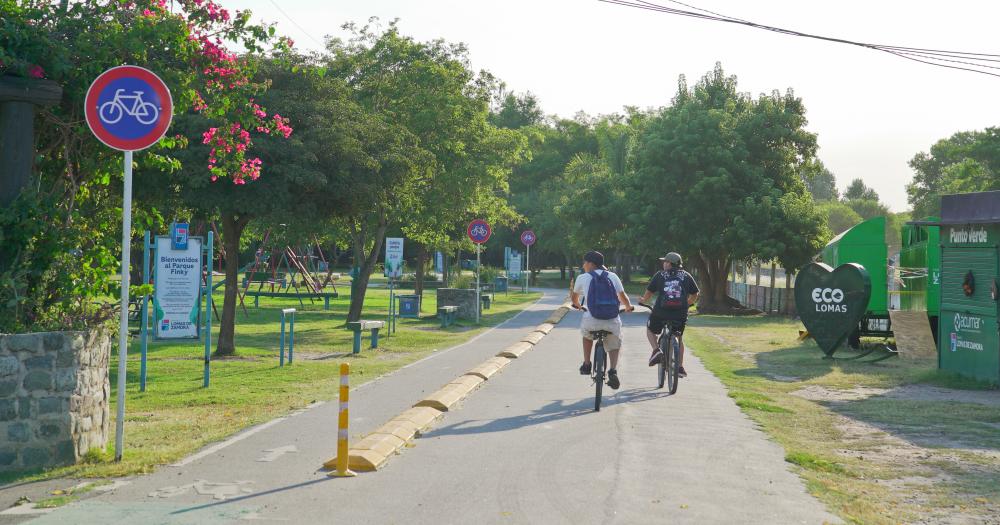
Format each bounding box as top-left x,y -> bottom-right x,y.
171,222 -> 189,250
384,237 -> 404,279
435,251 -> 444,274
509,253 -> 523,280
153,236 -> 202,339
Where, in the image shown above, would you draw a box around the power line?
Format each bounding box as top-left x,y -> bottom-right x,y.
600,0 -> 1000,79
265,0 -> 326,49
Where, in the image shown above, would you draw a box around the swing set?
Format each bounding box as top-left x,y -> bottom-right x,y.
238,228 -> 340,312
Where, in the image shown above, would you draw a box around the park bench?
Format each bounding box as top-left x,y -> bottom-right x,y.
438,305 -> 459,328
244,290 -> 338,310
346,320 -> 385,354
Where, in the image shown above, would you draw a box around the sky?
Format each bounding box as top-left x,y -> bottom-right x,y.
225,0 -> 1000,212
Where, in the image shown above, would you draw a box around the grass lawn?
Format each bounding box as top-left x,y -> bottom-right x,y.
685,315 -> 1000,525
1,285 -> 542,485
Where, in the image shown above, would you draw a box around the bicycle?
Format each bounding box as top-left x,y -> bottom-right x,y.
99,89 -> 160,125
639,303 -> 681,394
573,304 -> 616,411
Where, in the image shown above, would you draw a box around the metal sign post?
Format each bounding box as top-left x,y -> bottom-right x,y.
85,65 -> 172,462
520,230 -> 536,293
467,220 -> 492,324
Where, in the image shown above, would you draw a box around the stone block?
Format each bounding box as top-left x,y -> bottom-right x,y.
18,397 -> 31,419
39,423 -> 61,439
6,334 -> 40,353
55,439 -> 76,463
21,447 -> 50,467
70,334 -> 85,351
7,422 -> 30,442
0,399 -> 15,421
0,449 -> 16,466
436,288 -> 480,320
43,332 -> 64,352
24,355 -> 54,370
0,356 -> 19,377
37,397 -> 62,415
56,346 -> 75,367
54,368 -> 76,391
0,379 -> 18,397
22,370 -> 52,391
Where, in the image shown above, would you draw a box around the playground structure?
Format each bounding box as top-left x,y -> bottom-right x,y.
238,229 -> 339,311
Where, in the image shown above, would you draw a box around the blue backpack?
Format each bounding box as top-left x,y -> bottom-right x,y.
587,271 -> 620,320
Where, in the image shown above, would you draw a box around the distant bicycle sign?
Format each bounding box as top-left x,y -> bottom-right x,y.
520,230 -> 536,247
467,219 -> 492,244
85,65 -> 173,151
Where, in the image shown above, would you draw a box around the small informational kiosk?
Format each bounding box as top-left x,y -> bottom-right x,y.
936,191 -> 1000,384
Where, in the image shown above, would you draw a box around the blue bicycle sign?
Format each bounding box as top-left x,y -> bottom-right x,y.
467,219 -> 492,244
85,65 -> 173,151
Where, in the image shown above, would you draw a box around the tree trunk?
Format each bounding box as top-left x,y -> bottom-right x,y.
442,251 -> 449,287
559,265 -> 566,280
414,244 -> 428,301
215,212 -> 249,356
347,216 -> 387,323
690,252 -> 737,314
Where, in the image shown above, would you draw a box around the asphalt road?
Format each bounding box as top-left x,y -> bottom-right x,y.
15,289 -> 839,524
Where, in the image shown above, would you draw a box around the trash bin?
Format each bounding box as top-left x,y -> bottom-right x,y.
495,276 -> 508,293
397,294 -> 420,319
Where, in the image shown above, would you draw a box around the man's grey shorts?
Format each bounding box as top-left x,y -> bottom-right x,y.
579,316 -> 623,351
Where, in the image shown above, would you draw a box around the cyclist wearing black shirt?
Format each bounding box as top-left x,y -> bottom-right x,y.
637,252 -> 699,378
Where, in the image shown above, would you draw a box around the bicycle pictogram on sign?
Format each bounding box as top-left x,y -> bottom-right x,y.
99,89 -> 160,125
521,230 -> 536,246
467,219 -> 492,244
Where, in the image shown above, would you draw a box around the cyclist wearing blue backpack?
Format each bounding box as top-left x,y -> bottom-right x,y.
571,250 -> 635,390
638,252 -> 699,377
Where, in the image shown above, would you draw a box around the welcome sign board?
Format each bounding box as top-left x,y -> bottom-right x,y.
153,236 -> 202,339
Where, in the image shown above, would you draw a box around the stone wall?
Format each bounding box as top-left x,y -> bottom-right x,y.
436,288 -> 479,320
0,329 -> 111,472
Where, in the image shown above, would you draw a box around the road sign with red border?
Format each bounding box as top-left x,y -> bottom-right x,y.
85,65 -> 173,151
467,219 -> 492,244
520,230 -> 536,247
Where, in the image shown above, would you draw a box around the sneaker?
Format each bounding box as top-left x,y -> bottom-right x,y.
678,366 -> 687,378
579,362 -> 592,375
648,349 -> 663,367
607,369 -> 621,390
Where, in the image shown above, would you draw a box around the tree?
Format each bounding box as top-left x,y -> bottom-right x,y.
800,159 -> 838,201
907,128 -> 1000,217
816,201 -> 863,236
634,64 -> 826,313
490,91 -> 543,130
843,178 -> 880,202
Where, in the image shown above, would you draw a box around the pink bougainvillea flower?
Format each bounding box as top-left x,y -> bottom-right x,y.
27,64 -> 45,78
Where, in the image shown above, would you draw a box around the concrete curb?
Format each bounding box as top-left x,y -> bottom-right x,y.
330,297 -> 572,472
534,323 -> 555,334
497,341 -> 533,359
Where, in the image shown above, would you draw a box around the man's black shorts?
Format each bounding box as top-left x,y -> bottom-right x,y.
647,310 -> 687,336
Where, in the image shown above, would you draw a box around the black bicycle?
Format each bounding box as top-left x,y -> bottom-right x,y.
573,304 -> 614,411
640,303 -> 681,394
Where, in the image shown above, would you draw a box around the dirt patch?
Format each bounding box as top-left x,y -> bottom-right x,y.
792,385 -> 890,402
883,384 -> 1000,408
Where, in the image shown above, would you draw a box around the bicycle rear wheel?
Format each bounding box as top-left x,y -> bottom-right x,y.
667,334 -> 680,394
594,341 -> 606,411
656,335 -> 667,389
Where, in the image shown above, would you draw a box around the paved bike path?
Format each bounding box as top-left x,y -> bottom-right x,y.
24,296 -> 839,524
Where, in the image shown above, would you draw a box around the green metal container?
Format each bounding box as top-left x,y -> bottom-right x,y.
899,217 -> 941,316
936,191 -> 1000,384
819,216 -> 888,316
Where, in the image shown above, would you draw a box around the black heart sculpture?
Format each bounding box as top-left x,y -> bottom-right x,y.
794,262 -> 871,356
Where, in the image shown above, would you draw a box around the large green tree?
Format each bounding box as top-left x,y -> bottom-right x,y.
634,64 -> 827,312
907,128 -> 1000,217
